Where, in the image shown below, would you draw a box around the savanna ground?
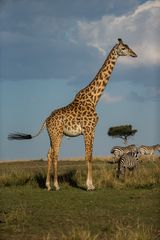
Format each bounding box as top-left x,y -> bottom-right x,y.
0,156 -> 160,240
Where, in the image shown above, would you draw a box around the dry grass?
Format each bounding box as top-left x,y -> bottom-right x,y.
105,218 -> 158,240
42,219 -> 159,240
61,227 -> 99,240
0,158 -> 159,240
0,156 -> 160,190
3,202 -> 32,234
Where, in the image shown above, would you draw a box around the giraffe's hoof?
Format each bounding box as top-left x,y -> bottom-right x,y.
47,187 -> 52,191
46,182 -> 52,191
54,184 -> 60,191
87,185 -> 95,191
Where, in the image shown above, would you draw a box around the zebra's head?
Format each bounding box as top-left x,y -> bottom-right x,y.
156,144 -> 160,151
130,148 -> 141,158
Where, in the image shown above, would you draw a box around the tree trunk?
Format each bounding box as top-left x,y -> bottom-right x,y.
124,137 -> 128,146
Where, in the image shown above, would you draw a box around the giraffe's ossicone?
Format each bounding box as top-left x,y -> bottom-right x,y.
8,38 -> 137,191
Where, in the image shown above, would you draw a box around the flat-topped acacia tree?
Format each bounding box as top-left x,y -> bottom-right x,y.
107,124 -> 137,145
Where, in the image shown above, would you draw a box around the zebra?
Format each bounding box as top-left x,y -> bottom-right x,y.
138,144 -> 160,161
111,144 -> 137,162
116,151 -> 140,178
110,146 -> 124,162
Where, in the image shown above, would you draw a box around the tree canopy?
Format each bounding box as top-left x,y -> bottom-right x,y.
107,124 -> 137,145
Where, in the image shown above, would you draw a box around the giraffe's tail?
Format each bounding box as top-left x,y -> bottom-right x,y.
8,121 -> 46,140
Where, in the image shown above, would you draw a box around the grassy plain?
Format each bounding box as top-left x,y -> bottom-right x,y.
0,157 -> 160,240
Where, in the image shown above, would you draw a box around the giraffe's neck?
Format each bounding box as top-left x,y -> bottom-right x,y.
74,46 -> 118,107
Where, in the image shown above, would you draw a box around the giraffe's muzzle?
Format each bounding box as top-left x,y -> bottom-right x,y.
130,50 -> 137,57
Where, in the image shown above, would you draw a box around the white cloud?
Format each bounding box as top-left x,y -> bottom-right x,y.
73,0 -> 160,66
102,92 -> 123,103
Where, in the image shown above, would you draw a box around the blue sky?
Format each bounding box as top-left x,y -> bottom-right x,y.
0,0 -> 159,160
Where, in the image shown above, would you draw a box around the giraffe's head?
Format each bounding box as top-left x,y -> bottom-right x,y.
115,38 -> 137,57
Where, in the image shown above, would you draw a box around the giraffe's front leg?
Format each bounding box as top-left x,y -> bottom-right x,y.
53,155 -> 60,191
84,128 -> 95,191
86,159 -> 95,191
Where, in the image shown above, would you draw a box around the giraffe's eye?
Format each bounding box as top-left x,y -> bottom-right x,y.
122,47 -> 125,50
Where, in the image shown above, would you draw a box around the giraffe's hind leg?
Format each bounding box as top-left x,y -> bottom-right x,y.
46,147 -> 52,191
46,144 -> 62,191
48,127 -> 63,191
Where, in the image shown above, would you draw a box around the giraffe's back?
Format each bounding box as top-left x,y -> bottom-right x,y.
46,101 -> 98,137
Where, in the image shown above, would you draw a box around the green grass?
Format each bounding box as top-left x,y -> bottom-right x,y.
0,158 -> 160,239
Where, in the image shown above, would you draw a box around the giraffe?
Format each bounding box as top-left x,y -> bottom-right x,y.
8,39 -> 137,191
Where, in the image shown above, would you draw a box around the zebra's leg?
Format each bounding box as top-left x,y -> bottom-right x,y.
122,167 -> 126,178
116,161 -> 120,178
130,168 -> 134,177
152,154 -> 155,162
116,169 -> 120,178
113,155 -> 116,163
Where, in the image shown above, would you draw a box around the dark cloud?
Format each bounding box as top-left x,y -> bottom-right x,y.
126,91 -> 147,102
113,65 -> 160,88
0,0 -> 104,81
126,88 -> 160,103
0,34 -> 95,81
0,0 -> 156,87
0,0 -> 142,21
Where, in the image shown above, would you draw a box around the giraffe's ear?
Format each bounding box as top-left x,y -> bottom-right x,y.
118,38 -> 123,44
